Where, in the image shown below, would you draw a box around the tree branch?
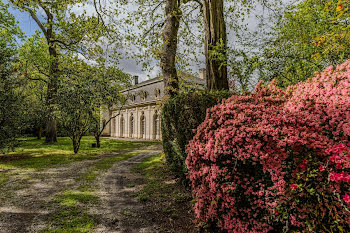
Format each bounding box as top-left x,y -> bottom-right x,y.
22,6 -> 47,37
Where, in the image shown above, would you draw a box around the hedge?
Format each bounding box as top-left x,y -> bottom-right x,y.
161,90 -> 232,180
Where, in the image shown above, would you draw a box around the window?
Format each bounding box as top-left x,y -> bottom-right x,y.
154,89 -> 161,98
141,91 -> 148,101
130,115 -> 134,137
140,113 -> 146,138
120,116 -> 125,137
154,113 -> 160,139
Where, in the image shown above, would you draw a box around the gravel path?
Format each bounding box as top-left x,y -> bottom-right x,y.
0,145 -> 162,233
94,148 -> 163,233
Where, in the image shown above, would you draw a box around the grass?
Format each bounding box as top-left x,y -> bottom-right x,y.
44,150 -> 148,233
0,136 -> 160,232
43,207 -> 97,233
41,190 -> 101,233
76,150 -> 145,191
133,153 -> 192,206
55,190 -> 100,207
131,153 -> 198,232
0,137 -> 158,171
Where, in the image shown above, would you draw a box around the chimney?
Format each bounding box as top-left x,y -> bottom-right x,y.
134,76 -> 139,85
199,68 -> 206,80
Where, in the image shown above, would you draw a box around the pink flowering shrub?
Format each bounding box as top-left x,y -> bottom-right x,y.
276,143 -> 350,232
285,60 -> 350,141
186,60 -> 350,232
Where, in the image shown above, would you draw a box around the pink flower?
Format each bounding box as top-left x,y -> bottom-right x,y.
290,184 -> 298,190
342,194 -> 350,204
319,166 -> 325,171
336,163 -> 342,169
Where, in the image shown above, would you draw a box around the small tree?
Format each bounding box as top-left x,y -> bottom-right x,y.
56,59 -> 93,154
89,63 -> 130,148
57,56 -> 130,153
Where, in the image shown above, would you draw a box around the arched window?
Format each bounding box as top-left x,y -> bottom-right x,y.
120,116 -> 125,137
153,113 -> 160,139
130,114 -> 134,137
140,113 -> 146,139
113,117 -> 117,137
154,88 -> 161,98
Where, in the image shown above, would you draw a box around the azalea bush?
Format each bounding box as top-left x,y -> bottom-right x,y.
186,60 -> 350,232
277,143 -> 350,232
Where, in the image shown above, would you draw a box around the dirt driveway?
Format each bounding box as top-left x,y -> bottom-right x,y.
0,145 -> 179,233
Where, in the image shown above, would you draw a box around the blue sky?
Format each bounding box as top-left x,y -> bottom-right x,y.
3,0 -> 154,80
3,0 -> 284,83
3,0 -> 40,36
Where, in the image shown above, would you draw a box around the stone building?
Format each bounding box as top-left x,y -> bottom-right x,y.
101,70 -> 206,140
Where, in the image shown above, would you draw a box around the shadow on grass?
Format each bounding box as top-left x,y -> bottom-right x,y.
0,137 -> 159,171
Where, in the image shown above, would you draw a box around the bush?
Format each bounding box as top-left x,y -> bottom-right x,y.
277,142 -> 350,232
161,90 -> 232,179
186,61 -> 350,232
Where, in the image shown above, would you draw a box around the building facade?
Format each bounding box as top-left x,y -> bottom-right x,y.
102,70 -> 206,140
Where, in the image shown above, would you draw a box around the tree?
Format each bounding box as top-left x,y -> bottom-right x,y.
161,0 -> 182,97
0,48 -> 23,153
0,2 -> 23,152
262,0 -> 350,87
88,62 -> 130,148
9,0 -> 109,143
57,55 -> 130,153
203,0 -> 229,91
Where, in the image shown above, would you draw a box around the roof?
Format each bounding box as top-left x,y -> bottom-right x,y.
116,76 -> 206,109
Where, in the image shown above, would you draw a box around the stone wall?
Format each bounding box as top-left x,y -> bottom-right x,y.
110,104 -> 161,140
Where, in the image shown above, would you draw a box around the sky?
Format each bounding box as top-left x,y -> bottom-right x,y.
3,0 -> 159,82
3,0 -> 290,83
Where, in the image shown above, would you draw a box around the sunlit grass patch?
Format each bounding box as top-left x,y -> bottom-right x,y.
42,207 -> 96,233
43,190 -> 100,233
76,151 -> 144,191
0,137 -> 159,171
55,190 -> 100,207
133,153 -> 174,201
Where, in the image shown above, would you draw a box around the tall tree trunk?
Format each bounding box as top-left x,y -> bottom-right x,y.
95,134 -> 101,148
161,0 -> 182,97
37,127 -> 42,140
72,135 -> 81,154
203,0 -> 229,91
45,44 -> 58,143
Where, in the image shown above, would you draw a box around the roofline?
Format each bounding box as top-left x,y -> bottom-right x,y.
110,99 -> 161,111
122,77 -> 163,93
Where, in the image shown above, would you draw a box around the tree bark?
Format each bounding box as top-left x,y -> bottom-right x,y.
45,43 -> 58,143
161,0 -> 182,97
203,0 -> 229,91
37,127 -> 42,140
72,135 -> 82,154
95,134 -> 101,148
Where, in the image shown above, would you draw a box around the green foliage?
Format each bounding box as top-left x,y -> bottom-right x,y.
262,0 -> 350,87
161,90 -> 233,179
0,5 -> 24,153
0,1 -> 23,49
0,137 -> 158,170
56,55 -> 130,153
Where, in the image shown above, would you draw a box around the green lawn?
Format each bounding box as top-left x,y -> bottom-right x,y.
0,136 -> 159,170
0,137 -> 160,233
